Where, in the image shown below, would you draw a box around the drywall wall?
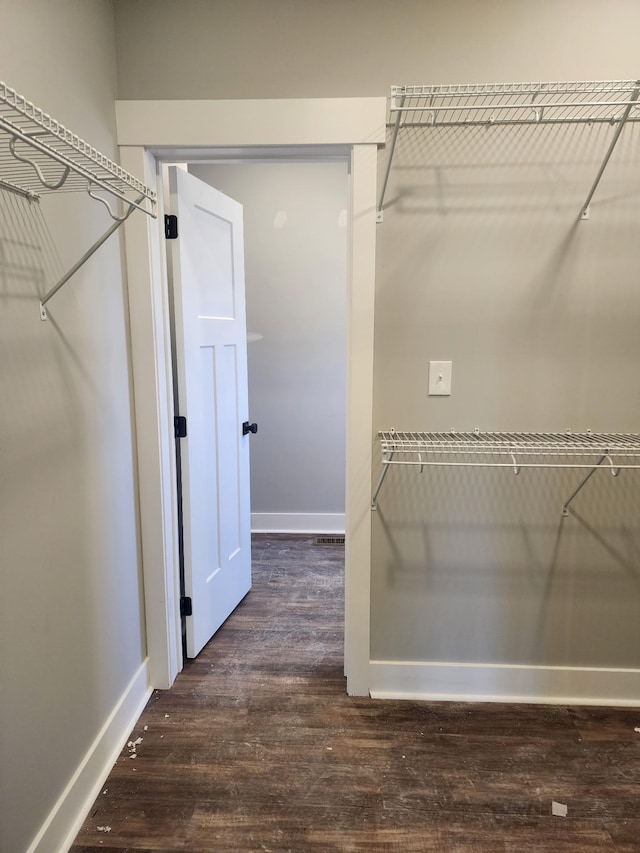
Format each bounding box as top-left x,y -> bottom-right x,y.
112,0 -> 640,700
189,162 -> 347,531
371,120 -> 640,676
0,2 -> 146,850
113,0 -> 640,100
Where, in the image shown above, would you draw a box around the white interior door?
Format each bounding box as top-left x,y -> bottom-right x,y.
168,166 -> 253,658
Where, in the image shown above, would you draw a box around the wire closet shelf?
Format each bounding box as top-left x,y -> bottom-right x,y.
389,80 -> 640,128
378,79 -> 640,220
378,430 -> 640,468
372,431 -> 640,512
0,81 -> 156,216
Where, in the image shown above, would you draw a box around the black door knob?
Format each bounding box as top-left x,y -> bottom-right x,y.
242,421 -> 258,436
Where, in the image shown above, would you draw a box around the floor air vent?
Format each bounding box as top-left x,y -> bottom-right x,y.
314,536 -> 345,545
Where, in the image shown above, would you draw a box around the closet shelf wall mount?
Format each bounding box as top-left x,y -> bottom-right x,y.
372,430 -> 640,515
377,79 -> 640,222
0,81 -> 157,319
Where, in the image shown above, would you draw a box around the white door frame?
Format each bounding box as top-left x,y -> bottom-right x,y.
117,97 -> 385,695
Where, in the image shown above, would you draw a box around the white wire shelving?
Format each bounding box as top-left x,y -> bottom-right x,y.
378,79 -> 640,221
0,81 -> 157,318
390,81 -> 640,128
372,430 -> 640,514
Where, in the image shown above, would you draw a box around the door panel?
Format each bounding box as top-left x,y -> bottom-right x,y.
169,167 -> 252,659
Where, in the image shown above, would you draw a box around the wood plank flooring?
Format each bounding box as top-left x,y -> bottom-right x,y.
71,536 -> 640,852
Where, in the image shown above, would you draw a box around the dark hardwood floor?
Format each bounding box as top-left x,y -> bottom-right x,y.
71,536 -> 640,852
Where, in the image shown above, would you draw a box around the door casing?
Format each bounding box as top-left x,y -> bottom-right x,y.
117,97 -> 385,696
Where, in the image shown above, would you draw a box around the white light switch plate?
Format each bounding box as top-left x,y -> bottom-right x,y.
428,360 -> 452,396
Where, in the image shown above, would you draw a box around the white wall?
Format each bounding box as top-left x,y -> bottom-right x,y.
1,2 -> 147,850
190,162 -> 347,533
113,0 -> 640,702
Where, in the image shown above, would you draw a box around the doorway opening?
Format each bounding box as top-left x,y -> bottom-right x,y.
190,158 -> 349,539
164,155 -> 349,663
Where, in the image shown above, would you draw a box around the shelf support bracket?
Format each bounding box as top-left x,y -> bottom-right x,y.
87,182 -> 139,222
371,451 -> 395,510
561,453 -> 619,516
39,193 -> 144,319
579,80 -> 640,220
9,136 -> 71,190
377,94 -> 406,222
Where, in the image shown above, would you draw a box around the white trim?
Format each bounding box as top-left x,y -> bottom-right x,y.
343,145 -> 377,696
26,661 -> 151,853
251,513 -> 346,534
370,660 -> 640,706
117,97 -> 384,697
116,98 -> 386,148
120,147 -> 182,689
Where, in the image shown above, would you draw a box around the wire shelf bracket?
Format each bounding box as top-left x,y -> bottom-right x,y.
371,429 -> 640,514
39,194 -> 144,320
377,80 -> 640,221
0,81 -> 157,318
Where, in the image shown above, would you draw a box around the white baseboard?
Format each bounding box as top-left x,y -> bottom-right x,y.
27,660 -> 151,853
251,512 -> 345,534
369,660 -> 640,706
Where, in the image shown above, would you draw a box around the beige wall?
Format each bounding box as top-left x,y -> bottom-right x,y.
1,2 -> 145,850
373,79 -> 640,674
372,119 -> 640,667
114,0 -> 640,100
114,0 -> 640,691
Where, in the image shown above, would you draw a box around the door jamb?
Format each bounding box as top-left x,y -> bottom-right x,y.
118,97 -> 384,695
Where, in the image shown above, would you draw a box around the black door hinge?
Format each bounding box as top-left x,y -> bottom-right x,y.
242,421 -> 258,436
174,415 -> 187,438
180,596 -> 193,617
164,214 -> 178,239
